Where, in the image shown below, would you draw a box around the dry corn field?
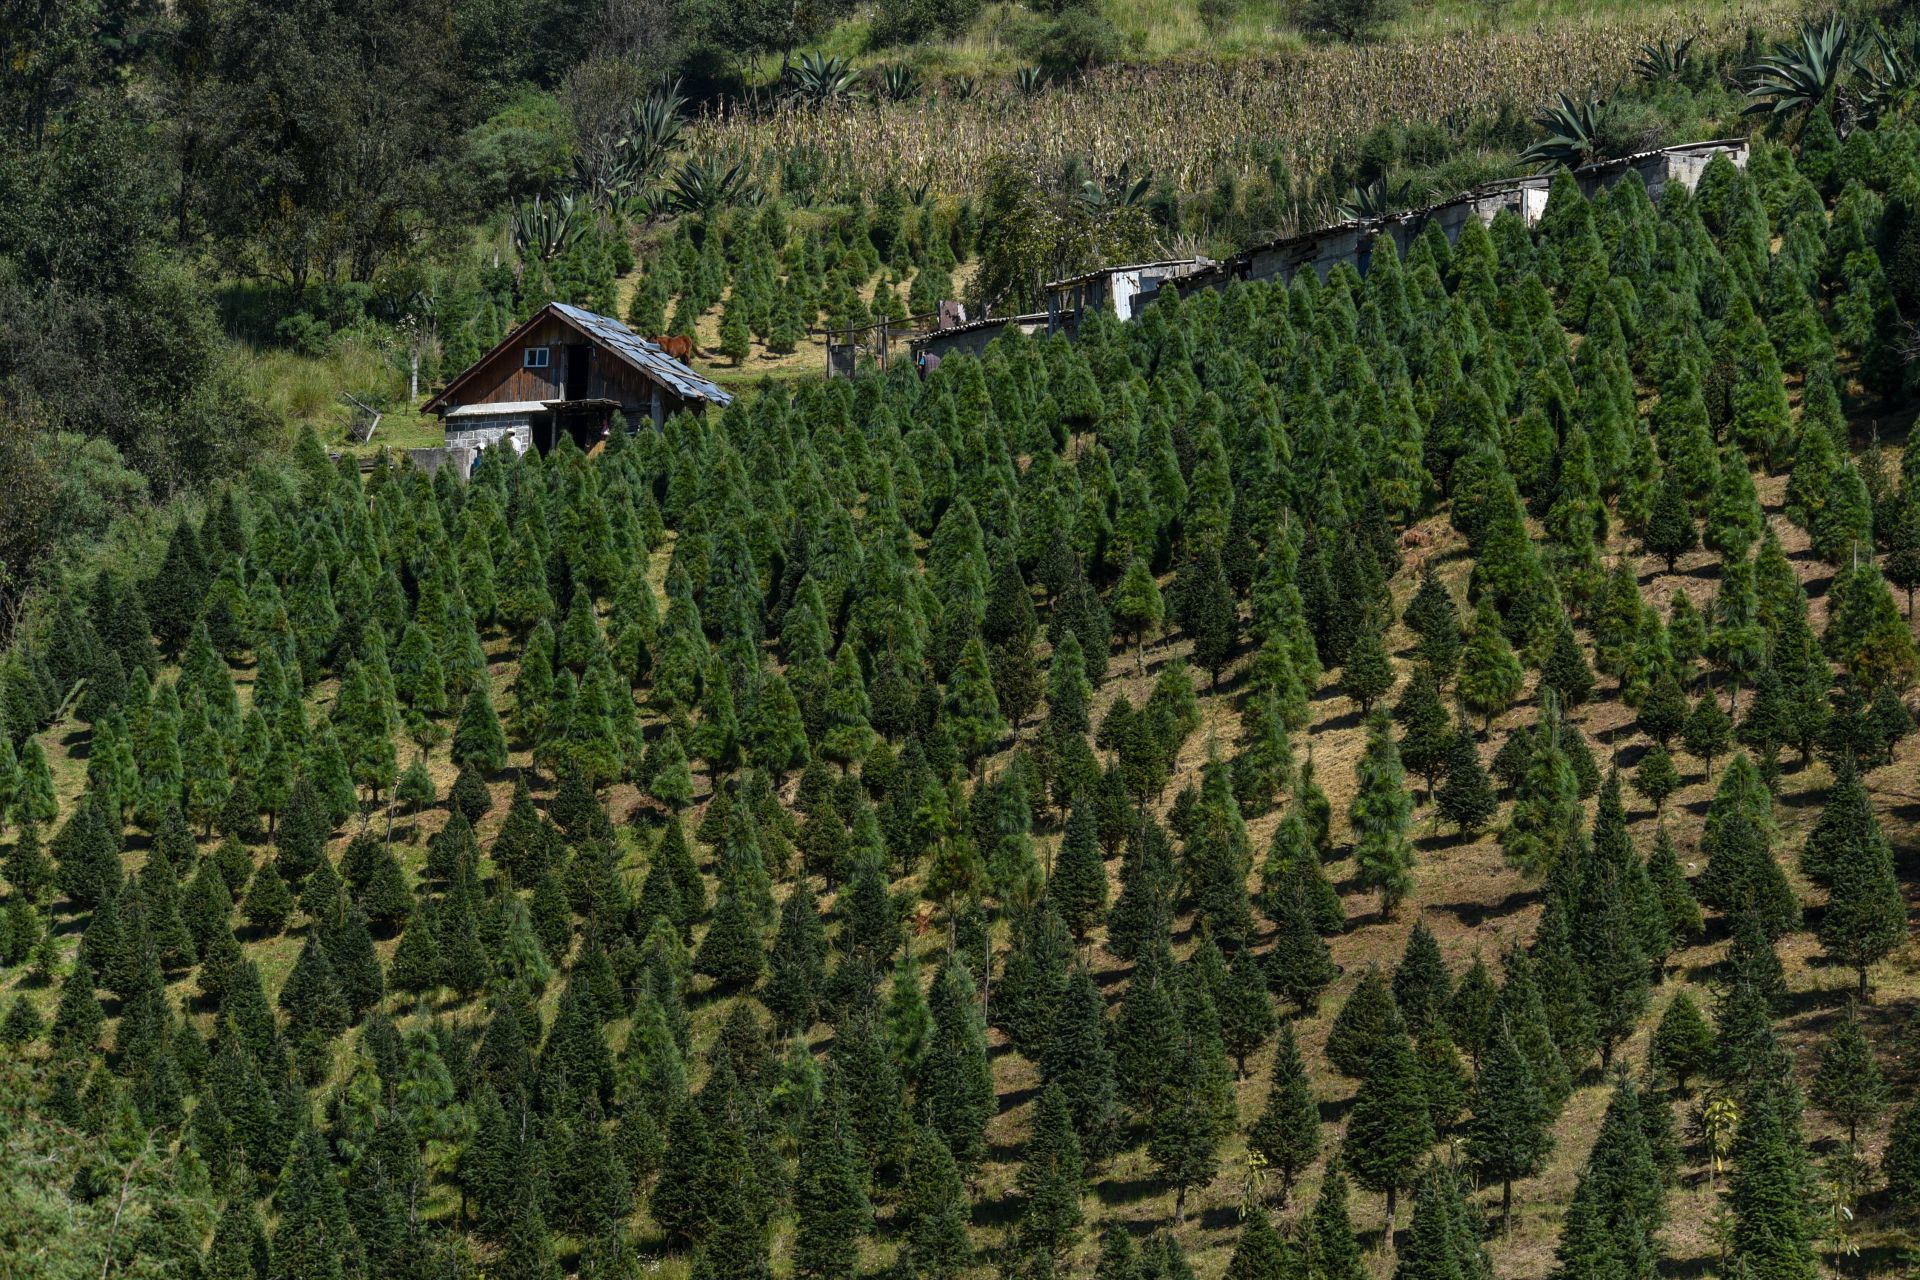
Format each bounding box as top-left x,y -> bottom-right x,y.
687,6 -> 1807,203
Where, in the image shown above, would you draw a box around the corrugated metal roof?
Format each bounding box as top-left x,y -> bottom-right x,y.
551,303 -> 733,407
446,400 -> 550,418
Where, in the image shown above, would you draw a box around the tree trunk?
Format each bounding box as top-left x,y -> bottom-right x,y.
1175,1182 -> 1188,1226
1383,1185 -> 1398,1252
1502,1179 -> 1513,1235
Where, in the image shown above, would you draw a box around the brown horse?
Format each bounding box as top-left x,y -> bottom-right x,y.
648,334 -> 696,365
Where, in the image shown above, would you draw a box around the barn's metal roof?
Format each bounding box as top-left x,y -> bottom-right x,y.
552,303 -> 733,406
446,400 -> 550,418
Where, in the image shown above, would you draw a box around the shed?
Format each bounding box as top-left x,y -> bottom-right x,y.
422,301 -> 732,455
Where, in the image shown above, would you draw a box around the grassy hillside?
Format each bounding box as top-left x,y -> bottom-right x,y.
8,32 -> 1920,1280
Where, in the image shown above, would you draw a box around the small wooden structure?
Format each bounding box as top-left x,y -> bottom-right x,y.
422,301 -> 732,455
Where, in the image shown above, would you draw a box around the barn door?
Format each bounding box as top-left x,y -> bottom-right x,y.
564,343 -> 590,399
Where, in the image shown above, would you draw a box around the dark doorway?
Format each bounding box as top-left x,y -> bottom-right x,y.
565,343 -> 591,399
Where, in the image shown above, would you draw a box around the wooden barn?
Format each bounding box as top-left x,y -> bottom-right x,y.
422,301 -> 732,456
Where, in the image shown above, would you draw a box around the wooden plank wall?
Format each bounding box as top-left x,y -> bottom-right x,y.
449,316 -> 692,417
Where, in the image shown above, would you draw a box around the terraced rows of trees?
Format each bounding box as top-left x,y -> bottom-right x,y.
10,30 -> 1920,1280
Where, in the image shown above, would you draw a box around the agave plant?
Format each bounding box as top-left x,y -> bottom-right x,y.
665,155 -> 757,217
1337,175 -> 1419,220
878,64 -> 921,102
1520,92 -> 1609,170
1743,16 -> 1852,124
1634,35 -> 1694,83
1855,30 -> 1920,126
787,51 -> 862,107
946,74 -> 978,102
1015,66 -> 1047,96
1077,161 -> 1152,213
619,81 -> 688,183
511,195 -> 585,264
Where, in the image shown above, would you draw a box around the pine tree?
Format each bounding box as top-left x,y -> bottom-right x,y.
1642,468 -> 1699,572
1305,1164 -> 1369,1280
1811,1000 -> 1885,1145
898,1123 -> 972,1280
1052,797 -> 1109,941
244,860 -> 295,936
765,878 -> 827,1036
1015,1082 -> 1087,1264
1248,1022 -> 1320,1204
1435,722 -> 1495,836
1111,555 -> 1165,670
1342,1025 -> 1435,1245
1651,991 -> 1714,1096
1327,966 -> 1402,1079
1632,742 -> 1681,813
1149,969 -> 1236,1223
1223,1205 -> 1294,1280
1683,691 -> 1732,776
1216,944 -> 1276,1078
451,682 -> 509,771
1187,550 -> 1240,687
924,957 -> 995,1175
1342,618 -> 1396,716
693,888 -> 764,989
1041,967 -> 1119,1158
1886,1103 -> 1920,1214
270,1131 -> 354,1280
942,637 -> 1005,764
1395,667 -> 1453,802
1815,779 -> 1905,999
1729,1073 -> 1818,1280
1458,601 -> 1523,733
51,956 -> 105,1054
1465,1022 -> 1553,1232
793,1073 -> 871,1280
1351,714 -> 1415,918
